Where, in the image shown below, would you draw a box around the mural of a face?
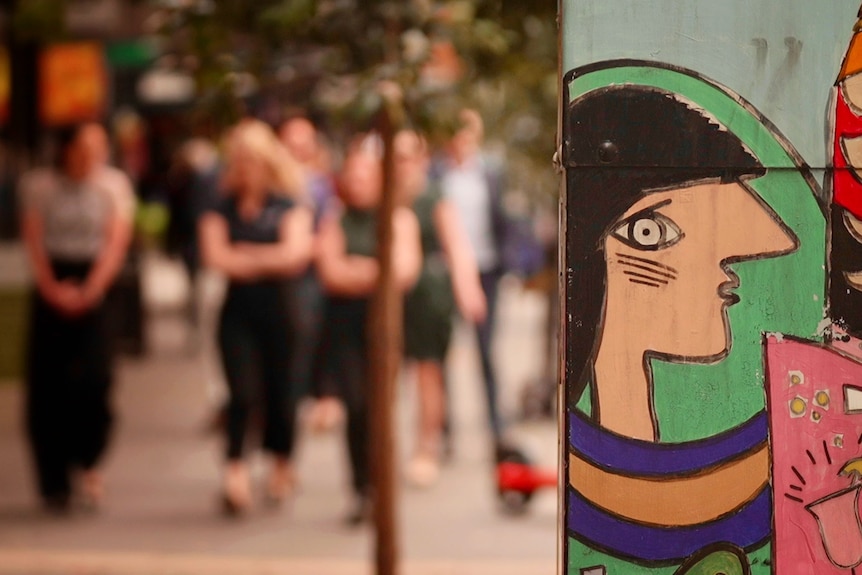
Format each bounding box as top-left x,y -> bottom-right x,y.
602,181 -> 794,361
563,60 -> 825,575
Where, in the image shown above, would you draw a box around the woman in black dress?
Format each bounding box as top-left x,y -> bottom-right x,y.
198,120 -> 313,514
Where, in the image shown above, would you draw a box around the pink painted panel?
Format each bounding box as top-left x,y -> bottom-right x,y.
766,335 -> 862,574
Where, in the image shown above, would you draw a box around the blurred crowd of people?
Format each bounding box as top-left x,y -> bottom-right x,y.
16,109 -> 537,525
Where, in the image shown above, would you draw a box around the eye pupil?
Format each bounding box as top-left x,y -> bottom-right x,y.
632,218 -> 663,246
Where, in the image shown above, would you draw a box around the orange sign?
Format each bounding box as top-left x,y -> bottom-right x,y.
39,43 -> 107,126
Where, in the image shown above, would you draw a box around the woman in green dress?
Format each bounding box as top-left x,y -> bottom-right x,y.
394,130 -> 486,487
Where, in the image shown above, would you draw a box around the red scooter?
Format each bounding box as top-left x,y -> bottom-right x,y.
495,445 -> 557,514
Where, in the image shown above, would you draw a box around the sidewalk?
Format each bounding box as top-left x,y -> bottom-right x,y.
0,252 -> 558,575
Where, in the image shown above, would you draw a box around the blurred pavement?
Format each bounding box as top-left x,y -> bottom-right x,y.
0,250 -> 558,575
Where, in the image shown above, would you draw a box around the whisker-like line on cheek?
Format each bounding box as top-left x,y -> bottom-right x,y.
628,278 -> 663,288
624,270 -> 669,285
616,253 -> 679,274
616,259 -> 678,280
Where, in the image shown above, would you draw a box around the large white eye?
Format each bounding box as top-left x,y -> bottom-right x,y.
612,210 -> 683,251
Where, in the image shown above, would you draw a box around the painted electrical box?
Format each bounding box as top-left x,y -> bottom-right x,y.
560,3 -> 862,574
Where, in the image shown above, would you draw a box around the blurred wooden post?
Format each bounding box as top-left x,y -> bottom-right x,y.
369,99 -> 404,575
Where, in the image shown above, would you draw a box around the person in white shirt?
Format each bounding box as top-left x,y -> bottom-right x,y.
19,123 -> 135,512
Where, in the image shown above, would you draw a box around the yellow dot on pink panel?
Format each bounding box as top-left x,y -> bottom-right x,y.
789,396 -> 807,417
815,390 -> 830,409
811,410 -> 822,423
834,434 -> 845,449
788,370 -> 804,386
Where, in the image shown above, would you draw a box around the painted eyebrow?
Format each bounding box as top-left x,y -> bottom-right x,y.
624,198 -> 673,218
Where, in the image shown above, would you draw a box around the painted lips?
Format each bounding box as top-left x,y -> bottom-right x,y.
719,273 -> 741,306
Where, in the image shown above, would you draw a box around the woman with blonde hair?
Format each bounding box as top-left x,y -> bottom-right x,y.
198,119 -> 313,514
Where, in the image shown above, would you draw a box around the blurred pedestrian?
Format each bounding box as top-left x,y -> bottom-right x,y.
279,116 -> 336,222
165,139 -> 227,411
315,137 -> 421,524
19,122 -> 135,512
278,116 -> 342,431
433,109 -> 509,454
167,138 -> 220,288
394,130 -> 486,487
197,120 -> 313,515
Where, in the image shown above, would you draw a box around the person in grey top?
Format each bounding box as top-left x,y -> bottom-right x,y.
19,123 -> 135,512
434,109 -> 509,452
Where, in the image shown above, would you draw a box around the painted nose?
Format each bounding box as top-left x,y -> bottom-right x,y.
715,183 -> 797,262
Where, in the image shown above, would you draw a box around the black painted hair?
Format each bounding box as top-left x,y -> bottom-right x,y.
565,84 -> 765,408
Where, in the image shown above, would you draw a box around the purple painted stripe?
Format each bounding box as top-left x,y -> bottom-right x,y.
567,487 -> 771,564
569,411 -> 768,476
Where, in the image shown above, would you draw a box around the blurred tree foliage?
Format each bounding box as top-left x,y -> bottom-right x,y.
8,0 -> 558,202
10,0 -> 67,42
153,0 -> 558,203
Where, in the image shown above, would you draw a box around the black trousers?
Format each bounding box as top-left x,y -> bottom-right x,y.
26,260 -> 113,503
284,269 -> 328,399
477,269 -> 503,440
218,284 -> 296,461
316,298 -> 370,495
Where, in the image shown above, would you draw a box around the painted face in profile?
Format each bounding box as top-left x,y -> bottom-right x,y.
602,180 -> 796,361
